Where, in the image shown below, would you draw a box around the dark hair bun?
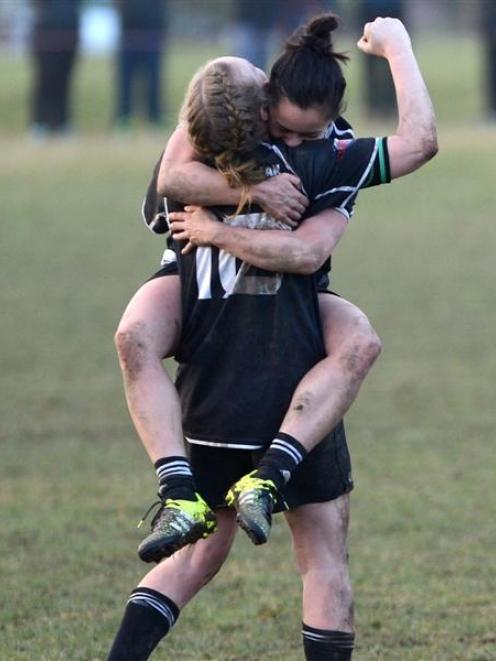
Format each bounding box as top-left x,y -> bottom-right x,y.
269,10 -> 349,118
288,13 -> 344,58
307,14 -> 339,40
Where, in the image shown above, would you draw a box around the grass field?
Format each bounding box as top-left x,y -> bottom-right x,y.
1,33 -> 496,660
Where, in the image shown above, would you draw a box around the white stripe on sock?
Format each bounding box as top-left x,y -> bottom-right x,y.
156,462 -> 192,479
156,460 -> 191,471
128,593 -> 175,625
271,439 -> 302,464
157,467 -> 192,478
302,630 -> 354,648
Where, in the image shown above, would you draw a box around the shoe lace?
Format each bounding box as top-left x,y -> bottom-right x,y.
137,498 -> 163,529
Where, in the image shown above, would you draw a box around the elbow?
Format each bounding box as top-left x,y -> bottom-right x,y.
416,126 -> 438,165
403,132 -> 438,175
428,136 -> 439,160
422,130 -> 439,162
157,173 -> 167,197
294,246 -> 327,275
157,167 -> 174,198
307,253 -> 327,275
393,123 -> 439,177
297,261 -> 318,275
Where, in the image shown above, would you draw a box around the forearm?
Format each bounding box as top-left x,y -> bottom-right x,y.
388,48 -> 438,176
211,225 -> 316,273
156,124 -> 243,205
209,212 -> 347,274
158,161 -> 243,205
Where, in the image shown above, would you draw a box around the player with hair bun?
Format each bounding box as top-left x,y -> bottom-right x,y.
268,14 -> 349,117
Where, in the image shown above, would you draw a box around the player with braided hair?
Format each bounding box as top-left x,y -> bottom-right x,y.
109,16 -> 436,661
181,58 -> 267,209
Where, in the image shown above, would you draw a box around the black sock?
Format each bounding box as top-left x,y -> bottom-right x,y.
155,456 -> 196,501
256,433 -> 307,490
302,624 -> 355,661
107,587 -> 180,661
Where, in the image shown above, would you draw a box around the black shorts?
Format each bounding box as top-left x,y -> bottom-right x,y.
187,420 -> 353,513
149,260 -> 178,280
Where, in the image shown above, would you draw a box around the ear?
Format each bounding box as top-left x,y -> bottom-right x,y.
260,105 -> 269,122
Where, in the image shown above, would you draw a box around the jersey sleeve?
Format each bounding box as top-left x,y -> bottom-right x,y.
141,151 -> 170,235
359,137 -> 391,189
308,137 -> 391,220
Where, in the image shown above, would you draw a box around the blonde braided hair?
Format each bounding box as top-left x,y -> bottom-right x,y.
180,59 -> 268,212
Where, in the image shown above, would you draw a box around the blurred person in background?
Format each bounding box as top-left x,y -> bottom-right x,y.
230,0 -> 281,69
231,0 -> 328,69
481,0 -> 496,118
29,0 -> 82,137
0,0 -> 31,55
278,0 -> 329,34
114,0 -> 168,129
359,0 -> 404,116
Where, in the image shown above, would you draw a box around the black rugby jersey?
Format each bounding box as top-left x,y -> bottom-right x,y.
142,117 -> 355,235
156,137 -> 391,449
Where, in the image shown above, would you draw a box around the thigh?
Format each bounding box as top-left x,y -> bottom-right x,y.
118,274 -> 181,358
317,293 -> 375,354
284,494 -> 350,571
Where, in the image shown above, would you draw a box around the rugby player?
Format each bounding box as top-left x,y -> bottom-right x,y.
107,16 -> 437,661
116,15 -> 436,558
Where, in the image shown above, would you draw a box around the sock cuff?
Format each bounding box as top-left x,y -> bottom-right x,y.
302,624 -> 355,648
154,457 -> 193,481
154,456 -> 191,469
272,433 -> 307,461
129,587 -> 180,625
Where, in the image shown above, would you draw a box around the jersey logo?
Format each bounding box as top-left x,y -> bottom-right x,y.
265,164 -> 281,178
334,138 -> 354,161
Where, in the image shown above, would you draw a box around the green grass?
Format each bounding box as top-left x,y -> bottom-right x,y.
1,33 -> 496,661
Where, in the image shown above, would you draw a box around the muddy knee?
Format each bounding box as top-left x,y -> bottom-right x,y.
114,322 -> 149,380
302,566 -> 354,626
342,324 -> 382,379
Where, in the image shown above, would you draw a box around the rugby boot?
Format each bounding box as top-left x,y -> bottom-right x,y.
137,493 -> 217,563
225,470 -> 279,545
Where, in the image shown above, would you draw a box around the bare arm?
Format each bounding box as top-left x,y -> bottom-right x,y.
358,18 -> 438,178
157,126 -> 241,205
169,206 -> 348,275
157,126 -> 308,222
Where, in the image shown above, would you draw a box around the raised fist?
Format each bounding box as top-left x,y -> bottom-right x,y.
357,17 -> 412,59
